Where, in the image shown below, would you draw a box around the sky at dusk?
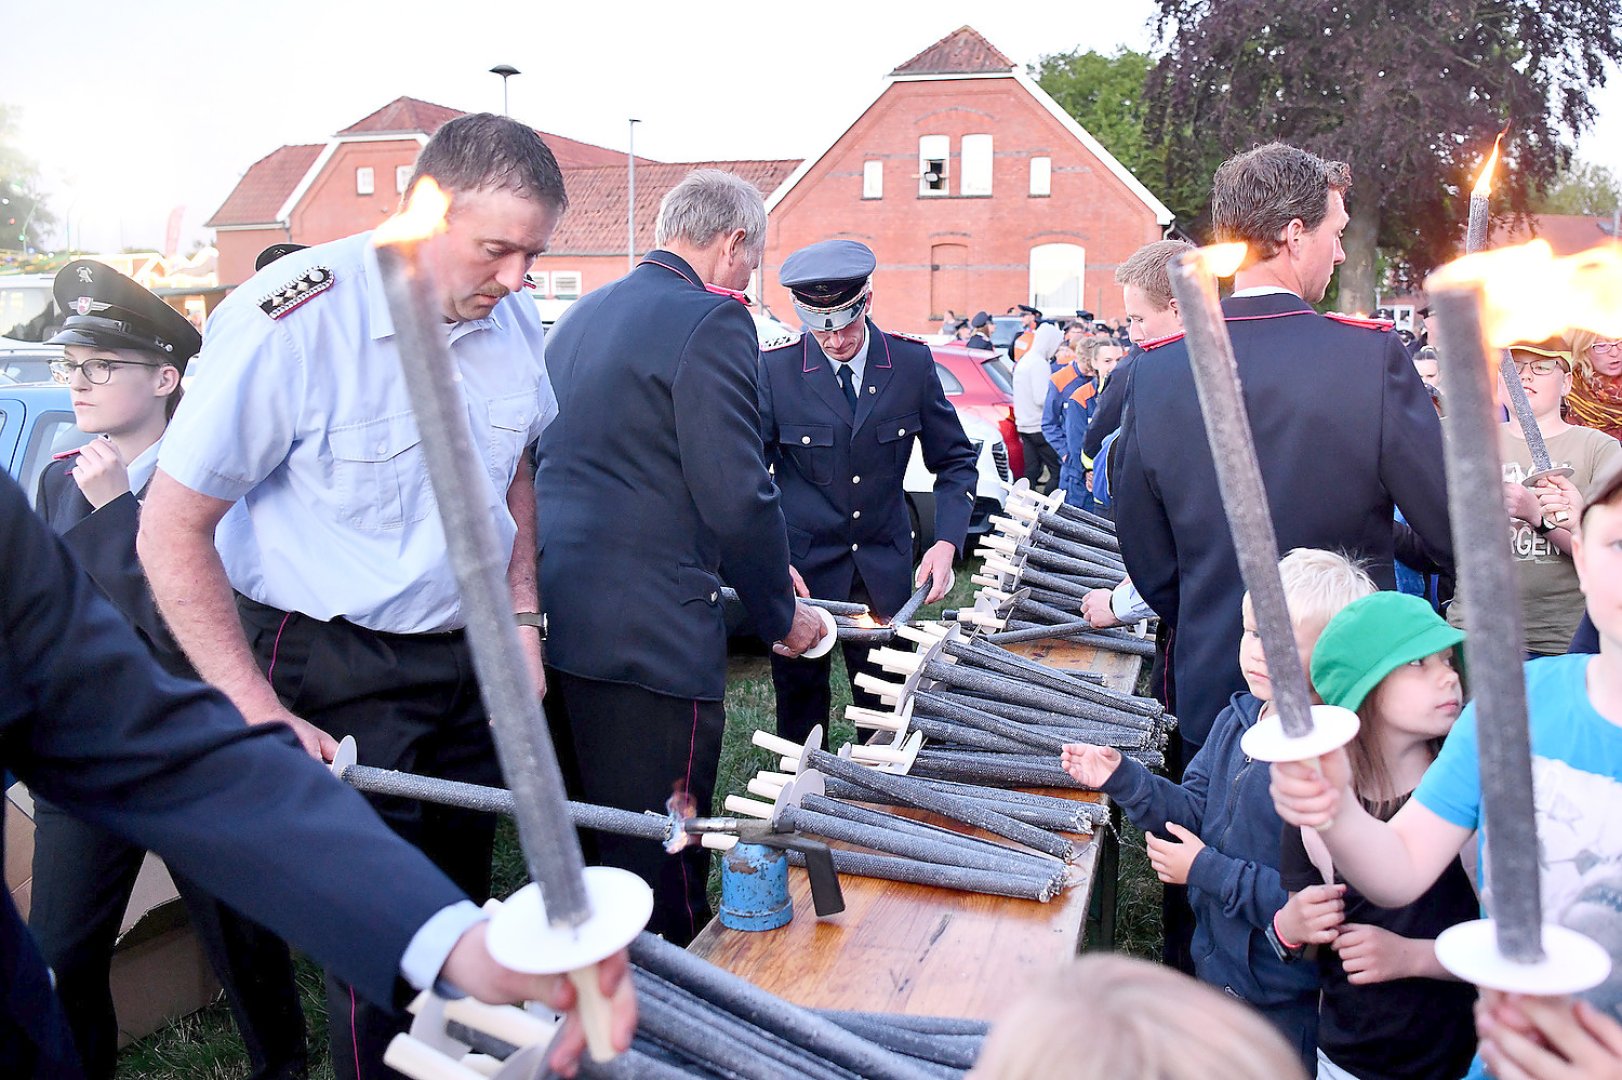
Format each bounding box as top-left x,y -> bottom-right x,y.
7,1 -> 1620,254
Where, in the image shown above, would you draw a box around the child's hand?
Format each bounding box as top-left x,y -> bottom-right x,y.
1060,743 -> 1121,787
71,437 -> 132,510
1145,822 -> 1204,885
1269,749 -> 1353,828
1477,991 -> 1622,1080
1275,883 -> 1346,946
1332,923 -> 1422,984
1532,473 -> 1584,528
1504,481 -> 1544,525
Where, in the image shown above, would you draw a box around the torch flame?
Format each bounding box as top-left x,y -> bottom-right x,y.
851,612 -> 885,629
373,177 -> 451,246
1197,242 -> 1249,278
1471,130 -> 1506,198
1427,240 -> 1622,346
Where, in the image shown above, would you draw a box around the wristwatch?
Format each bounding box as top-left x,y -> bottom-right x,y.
1266,915 -> 1307,964
514,611 -> 547,640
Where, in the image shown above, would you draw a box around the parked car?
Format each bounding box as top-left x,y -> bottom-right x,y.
0,273 -> 60,348
0,344 -> 63,386
903,409 -> 1009,559
930,342 -> 1023,479
1,383 -> 92,508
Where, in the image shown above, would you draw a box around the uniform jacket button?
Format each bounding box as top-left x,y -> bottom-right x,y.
801,435 -> 811,444
851,543 -> 859,551
852,475 -> 861,484
897,427 -> 906,436
852,510 -> 861,519
709,591 -> 718,603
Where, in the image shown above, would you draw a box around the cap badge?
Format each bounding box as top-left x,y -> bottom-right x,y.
74,296 -> 94,316
77,266 -> 94,283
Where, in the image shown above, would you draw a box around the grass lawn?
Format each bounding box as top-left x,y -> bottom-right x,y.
116,560 -> 1163,1078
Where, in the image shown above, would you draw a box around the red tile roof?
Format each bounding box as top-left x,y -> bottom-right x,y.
1491,213 -> 1621,255
207,97 -> 654,230
889,25 -> 1015,77
335,96 -> 464,137
547,159 -> 801,255
204,143 -> 323,228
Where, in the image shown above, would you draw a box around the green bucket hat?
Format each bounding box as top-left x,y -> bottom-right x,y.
1310,592 -> 1465,712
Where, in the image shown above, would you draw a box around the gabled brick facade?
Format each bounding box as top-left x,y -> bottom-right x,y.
760,26 -> 1173,332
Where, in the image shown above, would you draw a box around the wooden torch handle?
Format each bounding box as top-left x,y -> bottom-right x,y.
567,964 -> 618,1063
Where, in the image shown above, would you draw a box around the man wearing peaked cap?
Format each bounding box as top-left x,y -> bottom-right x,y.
49,259 -> 200,364
34,260 -> 310,1080
759,239 -> 979,746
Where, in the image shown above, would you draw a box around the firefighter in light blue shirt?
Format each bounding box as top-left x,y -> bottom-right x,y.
141,113 -> 566,1080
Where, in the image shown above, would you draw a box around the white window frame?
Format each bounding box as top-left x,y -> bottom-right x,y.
961,134 -> 993,197
552,270 -> 583,300
528,271 -> 550,297
1029,242 -> 1087,313
355,166 -> 375,196
395,164 -> 413,194
918,135 -> 949,196
1029,157 -> 1052,197
862,160 -> 883,200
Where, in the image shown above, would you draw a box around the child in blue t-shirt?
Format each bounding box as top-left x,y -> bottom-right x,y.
1271,459 -> 1622,1078
1062,548 -> 1376,1069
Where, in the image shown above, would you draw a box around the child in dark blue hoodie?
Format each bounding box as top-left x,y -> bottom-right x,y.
1061,549 -> 1375,1070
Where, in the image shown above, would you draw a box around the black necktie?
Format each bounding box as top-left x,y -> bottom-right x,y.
836,364 -> 858,411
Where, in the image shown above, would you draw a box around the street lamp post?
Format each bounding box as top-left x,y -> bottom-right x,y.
489,65 -> 520,116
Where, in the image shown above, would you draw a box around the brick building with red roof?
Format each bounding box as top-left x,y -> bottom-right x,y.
758,26 -> 1172,330
208,28 -> 1175,330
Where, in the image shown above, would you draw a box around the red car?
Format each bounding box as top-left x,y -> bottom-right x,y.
930,343 -> 1023,479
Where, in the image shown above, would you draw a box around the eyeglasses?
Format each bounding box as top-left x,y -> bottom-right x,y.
1591,341 -> 1621,357
50,358 -> 160,385
1510,358 -> 1569,377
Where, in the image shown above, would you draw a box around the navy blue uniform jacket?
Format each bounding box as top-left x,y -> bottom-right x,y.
757,323 -> 977,617
1102,692 -> 1318,1009
1112,293 -> 1452,747
536,252 -> 797,702
0,471 -> 464,1077
36,460 -> 192,678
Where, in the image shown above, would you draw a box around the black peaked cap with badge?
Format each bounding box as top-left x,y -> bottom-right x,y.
781,239 -> 876,332
48,260 -> 201,368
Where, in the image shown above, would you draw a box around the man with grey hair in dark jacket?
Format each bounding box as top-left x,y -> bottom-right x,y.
537,169 -> 824,945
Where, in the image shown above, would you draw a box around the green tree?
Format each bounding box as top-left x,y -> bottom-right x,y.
1534,159 -> 1621,215
1032,47 -> 1224,235
1143,1 -> 1622,309
0,104 -> 54,252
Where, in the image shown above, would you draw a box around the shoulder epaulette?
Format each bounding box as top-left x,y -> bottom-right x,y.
259,266 -> 334,320
1140,332 -> 1185,351
887,330 -> 928,345
762,333 -> 801,352
1323,312 -> 1394,331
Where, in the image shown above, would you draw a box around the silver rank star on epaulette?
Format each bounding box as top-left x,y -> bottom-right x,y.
259,266 -> 334,319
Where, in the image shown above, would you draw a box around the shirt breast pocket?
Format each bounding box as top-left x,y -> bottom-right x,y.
876,411 -> 922,466
486,392 -> 535,486
780,423 -> 835,486
329,413 -> 433,532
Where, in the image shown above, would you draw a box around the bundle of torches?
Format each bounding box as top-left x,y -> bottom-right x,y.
364,138 -> 1622,1076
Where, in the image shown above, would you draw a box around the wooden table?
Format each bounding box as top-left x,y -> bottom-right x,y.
688,633 -> 1144,1020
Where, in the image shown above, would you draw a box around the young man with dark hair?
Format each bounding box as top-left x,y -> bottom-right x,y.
140,112 -> 569,1079
1112,142 -> 1452,761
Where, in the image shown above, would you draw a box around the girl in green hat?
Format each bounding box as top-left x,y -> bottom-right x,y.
1274,591 -> 1478,1080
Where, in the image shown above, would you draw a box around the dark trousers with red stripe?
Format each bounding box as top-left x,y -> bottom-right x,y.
238,597 -> 500,1080
769,576 -> 886,749
543,669 -> 723,946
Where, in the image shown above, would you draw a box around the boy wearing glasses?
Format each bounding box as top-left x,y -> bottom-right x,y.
32,260 -> 307,1079
1446,341 -> 1621,656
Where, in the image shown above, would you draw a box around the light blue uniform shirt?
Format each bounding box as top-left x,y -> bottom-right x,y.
160,232 -> 556,634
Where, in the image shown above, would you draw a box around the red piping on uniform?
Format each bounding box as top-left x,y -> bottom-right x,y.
1223,309 -> 1313,323
266,611 -> 294,686
639,257 -> 700,289
350,987 -> 361,1080
681,701 -> 700,940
